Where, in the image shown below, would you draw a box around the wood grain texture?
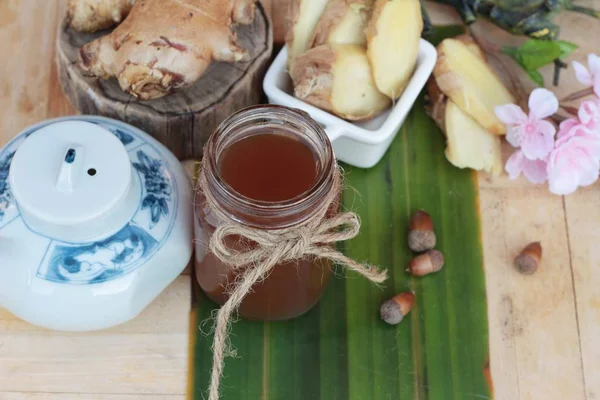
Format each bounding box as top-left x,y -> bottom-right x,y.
564,187 -> 600,400
0,276 -> 191,397
262,0 -> 288,44
57,2 -> 273,160
468,2 -> 600,398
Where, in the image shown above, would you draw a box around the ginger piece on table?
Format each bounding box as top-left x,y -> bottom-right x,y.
78,0 -> 256,100
434,37 -> 515,135
442,100 -> 503,176
427,36 -> 503,176
68,0 -> 136,33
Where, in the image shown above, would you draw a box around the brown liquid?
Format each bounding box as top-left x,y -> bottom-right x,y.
218,132 -> 318,202
195,132 -> 334,320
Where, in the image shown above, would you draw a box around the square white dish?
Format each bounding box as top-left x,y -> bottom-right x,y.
263,40 -> 438,168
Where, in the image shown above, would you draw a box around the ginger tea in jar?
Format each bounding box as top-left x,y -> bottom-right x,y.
194,105 -> 338,321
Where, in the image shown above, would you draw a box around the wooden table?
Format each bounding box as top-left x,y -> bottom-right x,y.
1,1 -> 598,399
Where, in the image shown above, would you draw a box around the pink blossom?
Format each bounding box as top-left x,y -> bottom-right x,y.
577,98 -> 600,132
495,88 -> 558,160
556,118 -> 579,139
547,124 -> 600,195
505,150 -> 548,184
572,53 -> 600,97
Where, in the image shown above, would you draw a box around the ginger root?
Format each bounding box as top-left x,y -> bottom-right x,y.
68,0 -> 136,33
434,37 -> 515,135
78,0 -> 256,100
427,36 -> 502,176
308,0 -> 373,48
443,100 -> 503,176
365,0 -> 422,99
291,44 -> 391,121
285,0 -> 330,67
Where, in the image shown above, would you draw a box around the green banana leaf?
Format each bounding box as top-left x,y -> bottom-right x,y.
191,27 -> 491,400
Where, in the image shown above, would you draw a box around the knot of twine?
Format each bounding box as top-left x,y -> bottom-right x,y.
198,161 -> 388,400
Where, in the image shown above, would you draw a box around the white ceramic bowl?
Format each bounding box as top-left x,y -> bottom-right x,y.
263,40 -> 437,168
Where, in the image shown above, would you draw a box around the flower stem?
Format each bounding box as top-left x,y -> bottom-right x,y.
560,104 -> 579,116
560,87 -> 594,102
553,59 -> 568,87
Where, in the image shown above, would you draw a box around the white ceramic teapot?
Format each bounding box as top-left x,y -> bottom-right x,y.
0,116 -> 192,331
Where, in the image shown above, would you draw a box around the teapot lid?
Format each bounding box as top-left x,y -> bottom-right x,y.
9,121 -> 139,242
10,121 -> 131,225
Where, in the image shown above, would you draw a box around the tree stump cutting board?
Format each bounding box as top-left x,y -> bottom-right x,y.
57,3 -> 273,160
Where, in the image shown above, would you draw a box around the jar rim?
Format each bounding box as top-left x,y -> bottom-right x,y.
203,105 -> 336,227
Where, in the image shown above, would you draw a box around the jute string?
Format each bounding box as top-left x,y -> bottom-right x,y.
197,160 -> 388,400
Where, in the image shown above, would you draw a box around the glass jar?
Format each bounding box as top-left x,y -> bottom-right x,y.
194,105 -> 337,321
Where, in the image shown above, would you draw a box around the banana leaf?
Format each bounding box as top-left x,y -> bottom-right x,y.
190,26 -> 492,400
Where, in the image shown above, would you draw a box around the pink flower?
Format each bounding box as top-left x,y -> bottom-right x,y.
495,88 -> 558,160
547,124 -> 600,195
505,150 -> 548,184
578,98 -> 600,132
573,54 -> 600,97
556,118 -> 579,139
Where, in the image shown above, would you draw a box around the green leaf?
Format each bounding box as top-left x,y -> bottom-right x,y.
526,69 -> 545,86
502,39 -> 578,86
502,39 -> 561,70
555,40 -> 578,59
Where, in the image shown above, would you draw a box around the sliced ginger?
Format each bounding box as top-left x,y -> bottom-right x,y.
434,37 -> 515,135
78,0 -> 256,100
68,0 -> 136,33
308,0 -> 373,48
291,44 -> 391,121
365,0 -> 422,99
427,35 -> 502,176
285,0 -> 330,67
443,101 -> 503,176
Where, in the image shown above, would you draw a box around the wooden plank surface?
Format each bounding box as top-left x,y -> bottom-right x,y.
473,3 -> 600,399
1,0 -> 599,399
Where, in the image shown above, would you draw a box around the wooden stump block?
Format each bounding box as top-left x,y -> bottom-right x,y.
56,3 -> 273,160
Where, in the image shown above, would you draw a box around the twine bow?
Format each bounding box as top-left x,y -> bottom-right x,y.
198,162 -> 388,400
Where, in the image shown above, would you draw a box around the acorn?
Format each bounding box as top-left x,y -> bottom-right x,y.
408,210 -> 436,252
514,241 -> 542,275
407,250 -> 444,276
380,292 -> 415,325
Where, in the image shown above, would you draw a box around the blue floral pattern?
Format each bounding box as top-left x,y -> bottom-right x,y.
133,150 -> 172,228
90,121 -> 135,146
112,128 -> 135,146
0,151 -> 14,222
0,116 -> 179,285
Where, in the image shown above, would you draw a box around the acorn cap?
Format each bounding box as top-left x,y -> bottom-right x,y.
407,250 -> 444,276
380,292 -> 415,325
408,230 -> 436,252
514,241 -> 542,275
428,250 -> 444,271
514,254 -> 537,274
